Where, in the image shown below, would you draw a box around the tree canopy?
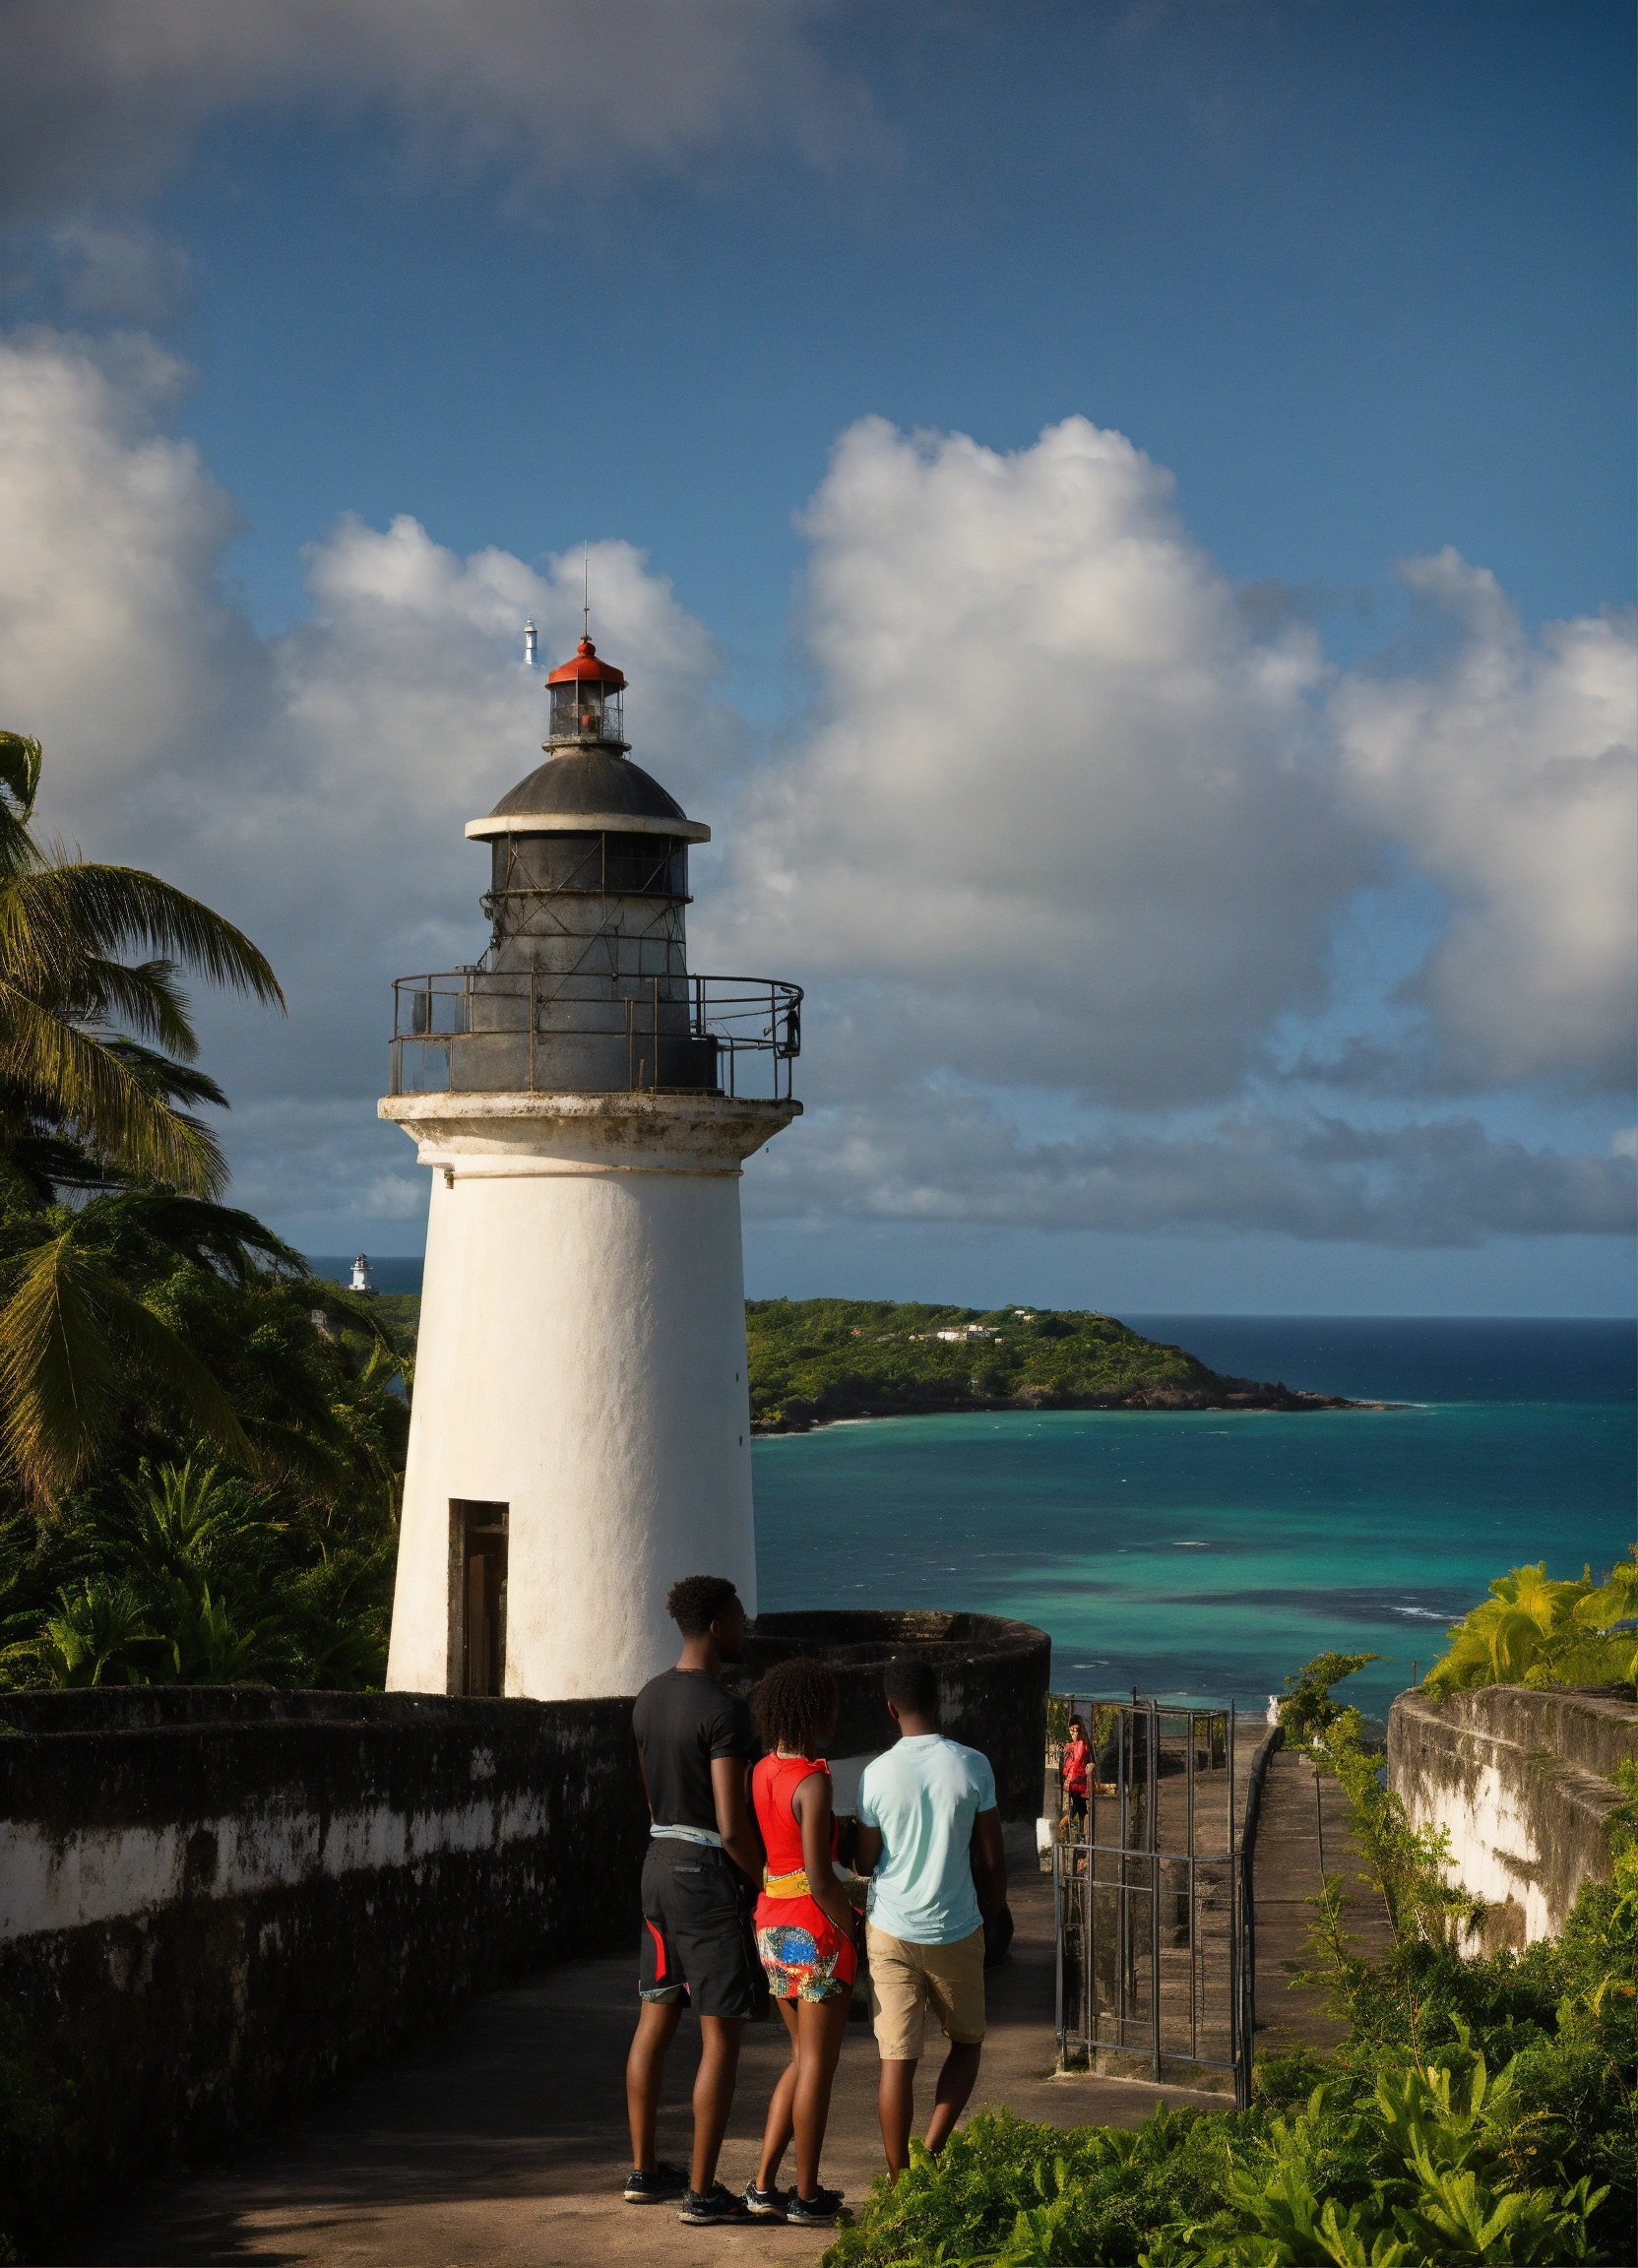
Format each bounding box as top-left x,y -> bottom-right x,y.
0,729 -> 406,1691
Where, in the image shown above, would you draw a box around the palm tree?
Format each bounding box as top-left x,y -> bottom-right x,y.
0,729 -> 291,1499
0,730 -> 284,1197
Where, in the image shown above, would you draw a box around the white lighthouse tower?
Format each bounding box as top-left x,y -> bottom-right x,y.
381,634 -> 800,1700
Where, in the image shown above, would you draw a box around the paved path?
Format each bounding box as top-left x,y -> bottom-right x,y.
69,1871 -> 1226,2268
1249,1745 -> 1394,2058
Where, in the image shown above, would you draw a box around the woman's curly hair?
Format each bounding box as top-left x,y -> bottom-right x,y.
753,1655 -> 839,1758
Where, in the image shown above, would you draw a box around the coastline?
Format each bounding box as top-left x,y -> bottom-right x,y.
752,1372 -> 1392,1434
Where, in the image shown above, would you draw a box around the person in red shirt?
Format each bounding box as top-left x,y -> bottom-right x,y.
743,1656 -> 859,2229
1061,1716 -> 1091,1837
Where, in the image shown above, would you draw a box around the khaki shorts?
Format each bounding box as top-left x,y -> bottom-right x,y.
866,1922 -> 986,2060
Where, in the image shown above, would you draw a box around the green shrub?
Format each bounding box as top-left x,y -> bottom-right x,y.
824,1678 -> 1636,2266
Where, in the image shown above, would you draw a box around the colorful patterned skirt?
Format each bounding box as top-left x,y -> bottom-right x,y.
754,1872 -> 858,2004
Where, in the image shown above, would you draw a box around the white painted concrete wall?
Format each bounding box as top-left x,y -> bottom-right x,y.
381,1091 -> 797,1701
0,1793 -> 549,1941
1407,1749 -> 1560,1949
1388,1687 -> 1638,1952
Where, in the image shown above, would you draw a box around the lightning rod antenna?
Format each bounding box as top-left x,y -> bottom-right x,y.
583,542 -> 590,642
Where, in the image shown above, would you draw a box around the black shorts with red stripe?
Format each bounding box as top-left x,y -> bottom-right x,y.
638,1839 -> 759,2020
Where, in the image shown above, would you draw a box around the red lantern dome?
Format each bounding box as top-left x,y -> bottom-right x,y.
545,638 -> 627,747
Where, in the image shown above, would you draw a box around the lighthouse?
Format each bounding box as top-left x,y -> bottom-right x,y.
380,633 -> 800,1700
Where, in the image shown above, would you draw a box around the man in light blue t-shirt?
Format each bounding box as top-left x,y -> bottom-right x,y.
853,1658 -> 1007,2180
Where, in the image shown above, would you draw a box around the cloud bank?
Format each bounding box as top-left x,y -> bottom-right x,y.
0,326 -> 1629,1248
0,0 -> 860,225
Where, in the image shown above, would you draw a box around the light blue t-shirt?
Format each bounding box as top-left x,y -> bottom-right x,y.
856,1734 -> 997,1946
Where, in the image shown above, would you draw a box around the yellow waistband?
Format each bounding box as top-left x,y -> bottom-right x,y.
763,1866 -> 811,1899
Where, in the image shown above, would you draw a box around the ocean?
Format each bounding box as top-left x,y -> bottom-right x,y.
750,1318 -> 1636,1726
306,1268 -> 1635,1727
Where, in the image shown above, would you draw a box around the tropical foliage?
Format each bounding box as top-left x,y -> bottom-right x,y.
0,729 -> 407,1689
1422,1552 -> 1638,1700
825,1659 -> 1637,2267
1277,1650 -> 1382,1746
0,730 -> 282,1201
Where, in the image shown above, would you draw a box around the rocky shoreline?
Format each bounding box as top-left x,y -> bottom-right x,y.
753,1371 -> 1389,1433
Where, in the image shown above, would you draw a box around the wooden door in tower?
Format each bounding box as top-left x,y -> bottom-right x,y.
452,1500 -> 508,1695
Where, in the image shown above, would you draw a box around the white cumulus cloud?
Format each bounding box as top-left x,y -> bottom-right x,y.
0,341 -> 1628,1251
1333,551 -> 1637,1093
708,414 -> 1370,1110
0,325 -> 740,1226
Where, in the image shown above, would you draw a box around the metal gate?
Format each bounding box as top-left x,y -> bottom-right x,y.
1052,1698 -> 1253,2107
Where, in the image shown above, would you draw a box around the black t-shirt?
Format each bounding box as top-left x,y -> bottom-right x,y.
633,1669 -> 756,1835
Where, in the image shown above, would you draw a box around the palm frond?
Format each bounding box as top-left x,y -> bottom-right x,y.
101,1279 -> 254,1470
101,1037 -> 230,1111
0,1221 -> 254,1502
0,1129 -> 122,1203
80,1190 -> 307,1284
0,985 -> 224,1194
74,958 -> 201,1059
9,862 -> 284,1008
0,1227 -> 122,1499
0,729 -> 42,830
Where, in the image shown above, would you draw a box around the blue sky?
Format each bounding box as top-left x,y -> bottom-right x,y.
0,0 -> 1632,1312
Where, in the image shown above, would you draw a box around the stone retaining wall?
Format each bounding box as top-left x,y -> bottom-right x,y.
0,1689 -> 648,2254
736,1609 -> 1050,1821
0,1611 -> 1048,2250
1386,1684 -> 1638,1952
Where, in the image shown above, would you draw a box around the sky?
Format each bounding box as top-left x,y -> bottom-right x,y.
0,0 -> 1632,1314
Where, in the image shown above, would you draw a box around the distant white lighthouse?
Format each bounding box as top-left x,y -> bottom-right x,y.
381,632 -> 800,1699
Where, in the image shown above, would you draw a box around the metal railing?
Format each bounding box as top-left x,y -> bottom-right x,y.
1050,1696 -> 1252,2106
388,969 -> 801,1102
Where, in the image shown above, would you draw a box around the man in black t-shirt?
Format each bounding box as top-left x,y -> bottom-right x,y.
623,1574 -> 764,2226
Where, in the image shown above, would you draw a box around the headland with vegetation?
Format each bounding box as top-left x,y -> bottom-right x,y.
745,1297 -> 1371,1430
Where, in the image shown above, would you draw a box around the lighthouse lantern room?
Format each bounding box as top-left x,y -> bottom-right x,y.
380,630 -> 800,1702
546,635 -> 625,746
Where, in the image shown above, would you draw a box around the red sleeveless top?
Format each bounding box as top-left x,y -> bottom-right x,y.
753,1752 -> 836,1876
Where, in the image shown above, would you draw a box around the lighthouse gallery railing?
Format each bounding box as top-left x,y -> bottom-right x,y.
388,971 -> 801,1102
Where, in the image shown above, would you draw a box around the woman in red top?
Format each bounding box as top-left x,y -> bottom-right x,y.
1061,1716 -> 1091,1836
745,1656 -> 858,2227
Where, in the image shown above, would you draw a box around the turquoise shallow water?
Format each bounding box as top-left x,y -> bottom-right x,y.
750,1320 -> 1635,1725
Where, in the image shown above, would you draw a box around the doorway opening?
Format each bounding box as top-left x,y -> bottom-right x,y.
451,1500 -> 508,1696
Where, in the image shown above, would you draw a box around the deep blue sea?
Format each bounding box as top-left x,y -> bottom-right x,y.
307,1268 -> 1635,1727
750,1318 -> 1636,1727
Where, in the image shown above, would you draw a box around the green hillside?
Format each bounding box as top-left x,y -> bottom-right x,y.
743,1297 -> 1343,1426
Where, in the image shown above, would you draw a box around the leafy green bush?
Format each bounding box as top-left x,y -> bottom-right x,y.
1,1452 -> 396,1690
1276,1651 -> 1381,1746
822,2104 -> 1232,2267
825,1672 -> 1637,2266
1422,1552 -> 1638,1700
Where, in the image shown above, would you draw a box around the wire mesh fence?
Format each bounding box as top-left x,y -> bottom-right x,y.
1049,1696 -> 1253,2106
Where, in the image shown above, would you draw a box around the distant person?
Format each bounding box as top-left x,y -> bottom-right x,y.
853,1658 -> 1007,2181
743,1657 -> 858,2229
1060,1716 -> 1090,1836
624,1576 -> 763,2227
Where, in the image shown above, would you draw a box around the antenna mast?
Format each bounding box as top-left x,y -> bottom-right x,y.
583,542 -> 590,641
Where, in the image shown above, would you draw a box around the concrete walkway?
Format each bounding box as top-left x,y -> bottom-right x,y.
70,1871 -> 1226,2268
1250,1745 -> 1394,2058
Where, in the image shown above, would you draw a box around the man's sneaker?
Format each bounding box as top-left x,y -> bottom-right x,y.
742,2179 -> 787,2220
624,2161 -> 688,2202
677,2183 -> 751,2224
786,2185 -> 845,2227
